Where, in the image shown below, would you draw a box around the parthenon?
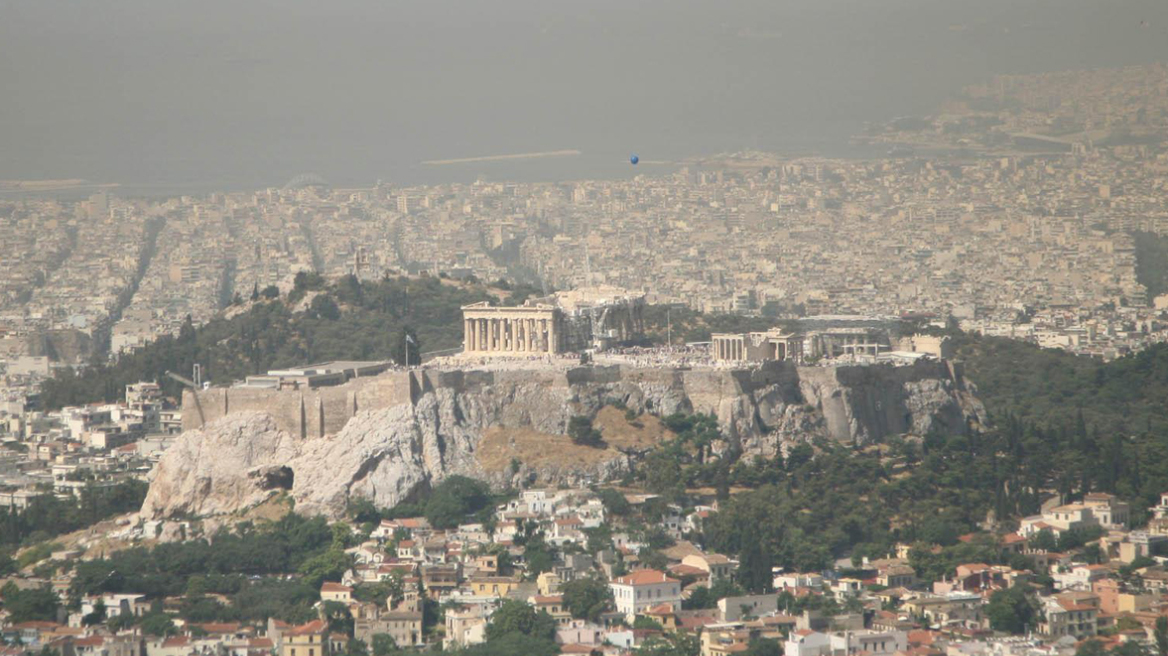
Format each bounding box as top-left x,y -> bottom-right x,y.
461,302 -> 564,355
461,287 -> 646,357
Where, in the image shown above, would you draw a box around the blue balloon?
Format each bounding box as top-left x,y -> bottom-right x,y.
630,154 -> 639,165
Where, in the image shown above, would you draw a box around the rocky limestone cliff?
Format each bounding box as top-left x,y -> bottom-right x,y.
142,360 -> 985,520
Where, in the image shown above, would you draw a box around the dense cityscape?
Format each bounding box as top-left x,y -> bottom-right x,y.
4,25 -> 1168,656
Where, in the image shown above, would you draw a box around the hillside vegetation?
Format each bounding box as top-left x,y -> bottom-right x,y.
40,274 -> 536,409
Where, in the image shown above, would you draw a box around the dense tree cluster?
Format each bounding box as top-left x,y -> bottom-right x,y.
560,576 -> 612,621
1134,231 -> 1168,299
40,275 -> 512,409
349,475 -> 496,530
613,335 -> 1168,592
568,416 -> 604,448
65,514 -> 340,624
954,335 -> 1168,519
0,480 -> 147,547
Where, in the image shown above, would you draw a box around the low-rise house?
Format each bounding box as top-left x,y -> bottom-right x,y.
550,516 -> 586,545
1116,531 -> 1168,563
1039,592 -> 1099,639
831,629 -> 908,656
470,554 -> 499,577
610,570 -> 682,618
280,619 -> 330,656
1092,579 -> 1157,614
933,564 -> 1010,594
901,593 -> 983,629
557,620 -> 605,647
443,600 -> 497,649
1082,493 -> 1130,529
369,520 -> 401,542
536,571 -> 561,596
1021,502 -> 1102,537
320,582 -> 353,604
717,594 -> 780,622
682,553 -> 738,582
350,544 -> 386,566
457,523 -> 491,545
831,577 -> 863,599
420,564 -> 460,599
353,594 -> 423,649
1052,564 -> 1112,591
529,594 -> 571,625
785,629 -> 831,656
774,572 -> 824,592
468,576 -> 521,599
876,564 -> 917,589
72,634 -> 143,656
395,540 -> 418,561
422,538 -> 448,564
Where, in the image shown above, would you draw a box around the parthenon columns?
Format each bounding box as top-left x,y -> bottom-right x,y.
463,311 -> 559,355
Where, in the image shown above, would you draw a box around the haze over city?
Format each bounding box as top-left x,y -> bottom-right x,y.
1,0 -> 1167,193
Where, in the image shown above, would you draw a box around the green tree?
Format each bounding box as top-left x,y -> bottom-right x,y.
1113,643 -> 1150,656
1076,640 -> 1107,656
0,552 -> 16,576
424,476 -> 492,529
82,600 -> 106,626
5,586 -> 60,622
484,599 -> 556,642
371,634 -> 398,656
310,295 -> 341,320
596,488 -> 631,516
568,416 -> 604,448
561,577 -> 612,621
324,600 -> 354,637
632,616 -> 663,630
458,632 -> 558,656
343,639 -> 368,656
141,613 -> 177,637
297,549 -> 353,589
986,586 -> 1035,634
1155,616 -> 1168,656
107,614 -> 136,632
683,579 -> 745,610
635,632 -> 700,656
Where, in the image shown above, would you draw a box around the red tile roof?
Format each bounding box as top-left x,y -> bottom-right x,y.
286,620 -> 328,636
612,569 -> 678,586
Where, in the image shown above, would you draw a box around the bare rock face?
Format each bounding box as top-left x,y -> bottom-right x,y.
140,412 -> 301,519
142,360 -> 986,520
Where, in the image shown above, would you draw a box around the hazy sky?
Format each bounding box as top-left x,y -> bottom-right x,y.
2,0 -> 1167,193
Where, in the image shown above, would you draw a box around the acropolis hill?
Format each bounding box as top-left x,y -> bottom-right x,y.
145,357 -> 985,520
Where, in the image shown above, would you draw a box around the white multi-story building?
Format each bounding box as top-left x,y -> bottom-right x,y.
609,569 -> 681,617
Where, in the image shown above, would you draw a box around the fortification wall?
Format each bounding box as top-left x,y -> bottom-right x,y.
182,371 -> 414,436
180,359 -> 975,445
